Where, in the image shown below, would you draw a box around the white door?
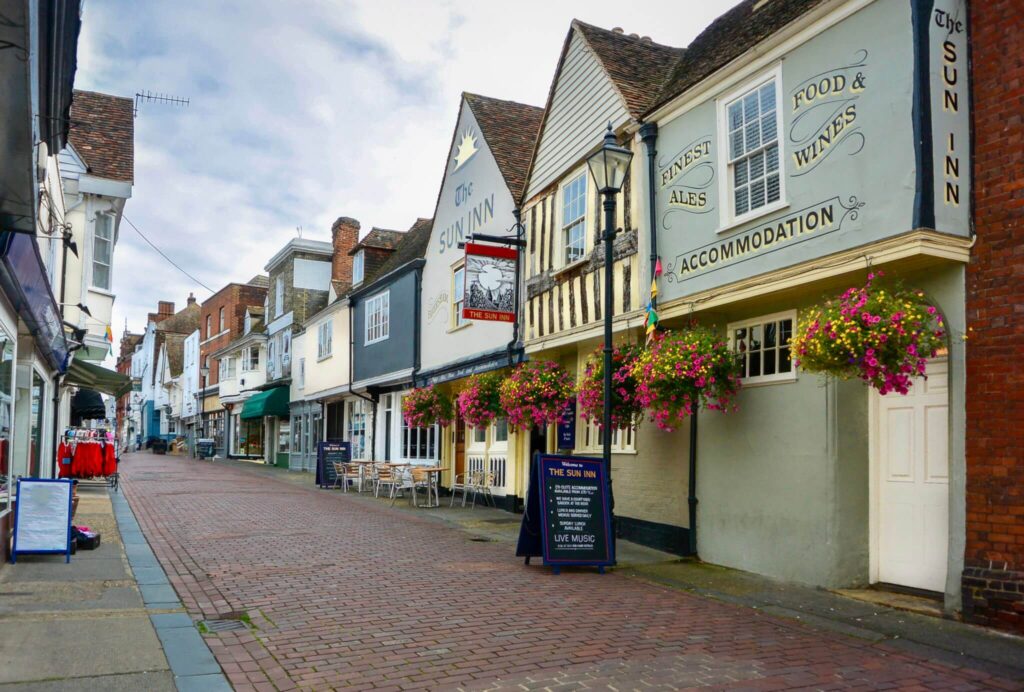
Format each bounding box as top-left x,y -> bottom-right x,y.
875,359 -> 949,592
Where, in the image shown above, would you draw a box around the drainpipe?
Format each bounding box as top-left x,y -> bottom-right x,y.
507,208 -> 525,365
412,267 -> 422,386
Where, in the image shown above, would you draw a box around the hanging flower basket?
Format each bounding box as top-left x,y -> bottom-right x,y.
629,326 -> 742,432
499,360 -> 575,431
577,343 -> 645,430
790,272 -> 945,395
401,386 -> 454,428
456,372 -> 504,428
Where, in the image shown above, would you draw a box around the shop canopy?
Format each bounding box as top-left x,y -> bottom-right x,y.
66,358 -> 132,397
71,388 -> 107,424
240,386 -> 290,420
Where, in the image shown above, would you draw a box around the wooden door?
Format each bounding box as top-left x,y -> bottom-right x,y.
454,422 -> 466,478
875,360 -> 949,593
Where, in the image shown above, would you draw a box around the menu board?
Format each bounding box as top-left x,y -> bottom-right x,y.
538,455 -> 612,568
12,478 -> 73,563
316,441 -> 351,488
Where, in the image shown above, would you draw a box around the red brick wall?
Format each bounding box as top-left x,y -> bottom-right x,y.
332,217 -> 360,289
963,0 -> 1024,634
199,283 -> 268,386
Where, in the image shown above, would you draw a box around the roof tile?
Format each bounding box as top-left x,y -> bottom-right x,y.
463,94 -> 544,201
68,90 -> 134,183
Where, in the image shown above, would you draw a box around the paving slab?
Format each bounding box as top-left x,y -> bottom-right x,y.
153,628 -> 221,677
140,583 -> 180,606
0,671 -> 176,691
132,565 -> 170,585
150,613 -> 195,630
172,673 -> 234,692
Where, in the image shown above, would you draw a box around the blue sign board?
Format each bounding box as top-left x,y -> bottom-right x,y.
316,441 -> 351,488
556,398 -> 576,450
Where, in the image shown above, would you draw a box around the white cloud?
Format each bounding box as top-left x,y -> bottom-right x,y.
74,0 -> 735,350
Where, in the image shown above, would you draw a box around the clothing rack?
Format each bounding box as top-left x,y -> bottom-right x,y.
58,427 -> 120,492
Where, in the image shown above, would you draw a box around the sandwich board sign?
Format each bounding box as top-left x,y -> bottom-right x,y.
516,454 -> 613,573
11,478 -> 73,563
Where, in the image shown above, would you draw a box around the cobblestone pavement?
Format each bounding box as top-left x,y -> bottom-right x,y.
119,453 -> 1022,691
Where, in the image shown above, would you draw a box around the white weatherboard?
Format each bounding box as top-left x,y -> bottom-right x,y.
13,479 -> 72,554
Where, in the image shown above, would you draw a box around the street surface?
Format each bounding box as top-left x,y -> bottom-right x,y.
118,453 -> 1022,691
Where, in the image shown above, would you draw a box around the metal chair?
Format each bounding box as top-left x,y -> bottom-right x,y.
450,470 -> 480,507
337,462 -> 361,492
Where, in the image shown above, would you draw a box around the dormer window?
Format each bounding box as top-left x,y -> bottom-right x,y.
352,250 -> 365,286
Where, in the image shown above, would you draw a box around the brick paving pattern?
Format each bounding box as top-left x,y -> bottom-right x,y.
119,454 -> 1021,691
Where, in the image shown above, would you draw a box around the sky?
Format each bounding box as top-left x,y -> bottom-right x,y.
74,0 -> 738,348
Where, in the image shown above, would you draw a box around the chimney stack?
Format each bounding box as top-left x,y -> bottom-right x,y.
331,216 -> 361,290
187,293 -> 197,306
158,301 -> 175,315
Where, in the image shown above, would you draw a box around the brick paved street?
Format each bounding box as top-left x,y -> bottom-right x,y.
118,453 -> 1022,691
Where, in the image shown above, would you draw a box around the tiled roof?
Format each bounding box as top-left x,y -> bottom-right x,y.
349,218 -> 433,296
247,305 -> 265,316
68,90 -> 134,183
648,0 -> 827,114
164,333 -> 186,377
155,302 -> 200,335
247,275 -> 269,288
352,228 -> 404,255
572,21 -> 685,118
463,93 -> 544,201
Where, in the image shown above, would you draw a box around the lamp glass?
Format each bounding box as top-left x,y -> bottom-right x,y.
586,139 -> 633,194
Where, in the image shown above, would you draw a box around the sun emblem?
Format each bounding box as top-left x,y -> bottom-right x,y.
452,128 -> 479,171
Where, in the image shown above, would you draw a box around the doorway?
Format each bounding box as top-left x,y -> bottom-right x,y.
871,359 -> 949,593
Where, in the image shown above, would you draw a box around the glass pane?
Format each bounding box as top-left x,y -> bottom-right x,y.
761,110 -> 777,142
780,319 -> 793,345
750,178 -> 766,209
734,187 -> 749,216
766,173 -> 781,204
738,354 -> 747,378
728,102 -> 743,130
749,150 -> 765,179
764,322 -> 777,348
95,237 -> 112,264
454,269 -> 464,300
734,159 -> 748,187
779,347 -> 792,373
93,263 -> 110,289
745,121 -> 761,151
760,82 -> 775,111
743,92 -> 759,122
748,351 -> 761,377
730,129 -> 744,159
766,143 -> 779,172
763,348 -> 777,375
750,324 -> 762,351
495,418 -> 508,442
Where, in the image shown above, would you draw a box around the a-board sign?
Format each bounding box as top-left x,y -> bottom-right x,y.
316,441 -> 351,488
12,478 -> 73,563
517,454 -> 613,572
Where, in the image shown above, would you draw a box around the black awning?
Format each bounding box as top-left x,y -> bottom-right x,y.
70,388 -> 106,425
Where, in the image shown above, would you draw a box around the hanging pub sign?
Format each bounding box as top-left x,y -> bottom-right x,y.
462,242 -> 517,323
516,454 -> 613,574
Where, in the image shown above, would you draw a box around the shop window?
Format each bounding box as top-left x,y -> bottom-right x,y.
365,291 -> 390,345
278,421 -> 290,453
560,171 -> 587,265
92,213 -> 113,290
29,371 -> 44,477
721,69 -> 784,224
729,311 -> 796,384
493,418 -> 509,444
580,420 -> 635,454
452,264 -> 466,328
401,394 -> 437,461
233,415 -> 264,456
292,417 -> 303,454
470,425 -> 487,447
346,399 -> 368,460
318,320 -> 333,359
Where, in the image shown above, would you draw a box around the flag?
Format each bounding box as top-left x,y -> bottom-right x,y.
105,325 -> 114,354
654,258 -> 663,277
650,278 -> 658,299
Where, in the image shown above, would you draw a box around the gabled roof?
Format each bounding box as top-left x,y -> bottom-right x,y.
247,275 -> 269,288
571,21 -> 685,118
68,90 -> 134,183
349,218 -> 433,298
463,93 -> 544,202
648,0 -> 827,114
155,302 -> 200,335
164,333 -> 186,378
352,227 -> 404,255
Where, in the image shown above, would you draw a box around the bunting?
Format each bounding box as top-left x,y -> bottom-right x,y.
645,257 -> 662,342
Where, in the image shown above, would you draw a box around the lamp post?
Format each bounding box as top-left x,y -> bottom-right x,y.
199,364 -> 210,457
585,123 -> 633,566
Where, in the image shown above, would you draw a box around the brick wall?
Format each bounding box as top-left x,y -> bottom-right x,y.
963,0 -> 1024,634
332,217 -> 359,289
200,282 -> 268,386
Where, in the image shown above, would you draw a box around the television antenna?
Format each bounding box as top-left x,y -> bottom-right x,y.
134,90 -> 190,116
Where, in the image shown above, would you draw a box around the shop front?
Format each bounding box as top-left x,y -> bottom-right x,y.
288,400 -> 321,472
239,386 -> 289,466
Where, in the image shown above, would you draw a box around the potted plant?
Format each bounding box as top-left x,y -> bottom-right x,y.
401,386 -> 454,428
630,326 -> 742,432
499,361 -> 575,431
456,372 -> 504,428
791,272 -> 946,395
577,343 -> 645,430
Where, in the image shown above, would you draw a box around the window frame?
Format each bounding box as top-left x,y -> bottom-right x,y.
559,170 -> 588,266
716,65 -> 787,232
352,250 -> 365,286
274,276 -> 284,318
219,307 -> 226,332
578,419 -> 636,454
317,319 -> 333,360
221,356 -> 236,380
297,357 -> 305,390
205,315 -> 212,339
364,291 -> 390,345
241,345 -> 260,372
728,310 -> 798,386
92,213 -> 114,291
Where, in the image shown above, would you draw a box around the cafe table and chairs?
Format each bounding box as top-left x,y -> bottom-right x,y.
335,462 -> 361,492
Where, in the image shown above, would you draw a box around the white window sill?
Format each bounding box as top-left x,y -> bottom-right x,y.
740,373 -> 798,387
365,337 -> 389,346
88,286 -> 115,298
317,353 -> 333,362
446,322 -> 472,335
575,447 -> 637,456
717,200 -> 789,235
553,258 -> 588,277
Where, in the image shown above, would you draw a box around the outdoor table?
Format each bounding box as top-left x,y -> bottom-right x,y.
410,467 -> 443,508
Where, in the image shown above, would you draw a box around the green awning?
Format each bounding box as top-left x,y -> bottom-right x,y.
240,386 -> 290,420
65,358 -> 132,397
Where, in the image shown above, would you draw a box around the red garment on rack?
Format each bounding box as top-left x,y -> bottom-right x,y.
102,443 -> 117,476
57,441 -> 73,478
73,442 -> 102,478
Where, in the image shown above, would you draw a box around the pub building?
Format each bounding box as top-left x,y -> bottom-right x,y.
518,0 -> 971,614
413,93 -> 543,509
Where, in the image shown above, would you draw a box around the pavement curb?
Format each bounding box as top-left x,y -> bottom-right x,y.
110,488 -> 231,692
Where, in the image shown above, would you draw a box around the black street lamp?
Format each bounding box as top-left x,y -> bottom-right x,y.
586,123 -> 633,566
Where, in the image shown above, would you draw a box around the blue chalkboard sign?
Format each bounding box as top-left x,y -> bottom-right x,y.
316,441 -> 351,488
517,454 -> 613,573
556,398 -> 576,450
